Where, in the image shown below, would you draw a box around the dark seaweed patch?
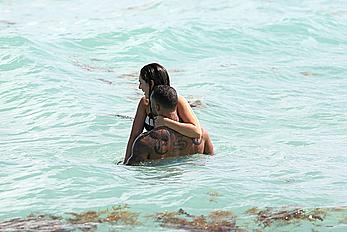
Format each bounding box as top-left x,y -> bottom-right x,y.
68,204 -> 140,225
208,191 -> 221,203
0,205 -> 139,232
0,213 -> 95,232
154,208 -> 243,232
247,207 -> 326,227
1,206 -> 346,231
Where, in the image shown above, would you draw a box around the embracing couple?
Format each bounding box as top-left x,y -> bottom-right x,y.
123,63 -> 214,165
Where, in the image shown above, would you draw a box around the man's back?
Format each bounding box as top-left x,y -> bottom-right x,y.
125,126 -> 213,165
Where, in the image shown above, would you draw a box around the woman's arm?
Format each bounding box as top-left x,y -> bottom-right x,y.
123,97 -> 147,163
156,96 -> 202,138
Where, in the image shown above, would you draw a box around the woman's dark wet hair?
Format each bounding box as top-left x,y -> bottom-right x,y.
140,63 -> 170,93
140,63 -> 171,121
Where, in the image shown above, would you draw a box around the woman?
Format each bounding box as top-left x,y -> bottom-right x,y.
124,63 -> 202,163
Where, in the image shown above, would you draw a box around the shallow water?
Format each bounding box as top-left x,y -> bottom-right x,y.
1,0 -> 347,231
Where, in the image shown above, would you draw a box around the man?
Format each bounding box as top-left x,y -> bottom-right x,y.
125,85 -> 213,165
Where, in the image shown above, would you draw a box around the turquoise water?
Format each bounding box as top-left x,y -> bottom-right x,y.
1,0 -> 347,231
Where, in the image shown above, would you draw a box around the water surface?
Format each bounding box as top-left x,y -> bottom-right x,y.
1,0 -> 347,231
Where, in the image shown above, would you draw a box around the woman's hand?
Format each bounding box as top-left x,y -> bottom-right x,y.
154,115 -> 166,127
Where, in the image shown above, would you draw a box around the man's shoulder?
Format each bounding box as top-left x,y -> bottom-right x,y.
130,126 -> 205,164
134,127 -> 186,149
133,131 -> 152,148
133,127 -> 170,146
134,127 -> 173,146
148,126 -> 173,139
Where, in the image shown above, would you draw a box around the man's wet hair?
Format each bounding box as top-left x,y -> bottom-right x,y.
151,85 -> 178,110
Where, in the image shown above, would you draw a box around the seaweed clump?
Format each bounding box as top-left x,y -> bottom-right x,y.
247,207 -> 325,227
0,205 -> 140,232
68,204 -> 140,226
339,217 -> 347,224
208,191 -> 221,203
154,208 -> 244,232
0,214 -> 86,232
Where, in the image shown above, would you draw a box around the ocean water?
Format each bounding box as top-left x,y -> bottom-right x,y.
1,0 -> 347,231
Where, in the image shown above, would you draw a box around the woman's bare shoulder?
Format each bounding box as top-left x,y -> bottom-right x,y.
177,95 -> 188,105
138,97 -> 152,117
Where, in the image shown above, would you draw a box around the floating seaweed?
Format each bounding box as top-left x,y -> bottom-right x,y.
208,191 -> 221,203
208,210 -> 234,222
188,99 -> 204,108
113,114 -> 134,120
327,206 -> 347,212
0,205 -> 140,232
71,58 -> 114,73
68,204 -> 140,226
247,207 -> 325,227
300,71 -> 319,77
309,208 -> 328,220
339,217 -> 347,224
102,205 -> 140,225
178,208 -> 194,218
2,205 -> 346,231
0,20 -> 16,25
0,213 -> 95,232
245,207 -> 259,215
68,211 -> 103,224
97,78 -> 113,85
220,63 -> 238,68
153,208 -> 242,232
257,208 -> 305,226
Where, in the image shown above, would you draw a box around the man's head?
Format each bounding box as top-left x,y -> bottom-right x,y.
150,85 -> 178,116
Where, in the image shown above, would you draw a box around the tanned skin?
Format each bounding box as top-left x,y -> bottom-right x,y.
125,127 -> 213,165
124,86 -> 213,165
